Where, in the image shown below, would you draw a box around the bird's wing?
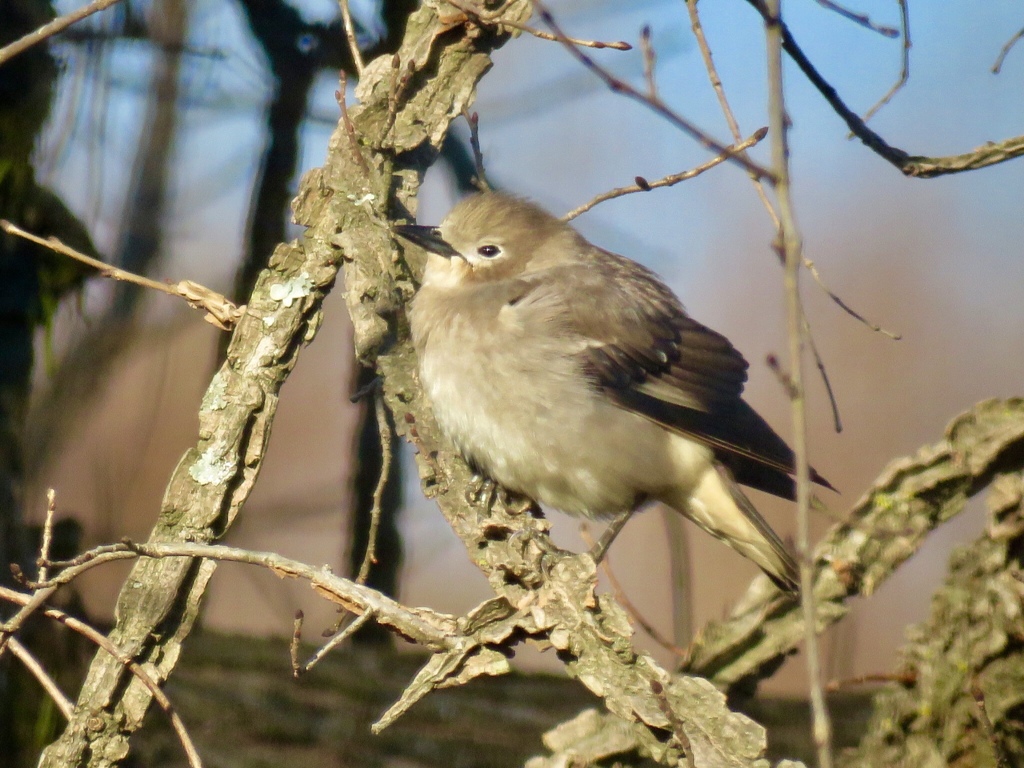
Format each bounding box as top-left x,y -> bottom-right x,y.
513,251 -> 831,498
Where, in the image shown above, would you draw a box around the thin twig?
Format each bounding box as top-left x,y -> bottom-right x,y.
0,220 -> 243,330
639,25 -> 656,98
7,637 -> 75,720
579,524 -> 690,660
650,680 -> 695,768
804,258 -> 901,339
685,0 -> 780,229
825,671 -> 915,691
860,0 -> 910,125
31,541 -> 455,650
443,0 -> 631,50
289,610 -> 304,676
337,72 -> 371,178
562,128 -> 768,221
765,354 -> 799,401
534,0 -> 773,181
804,319 -> 843,433
462,109 -> 491,190
37,489 -> 58,583
356,392 -> 392,585
339,0 -> 365,75
0,0 -> 124,67
814,0 -> 899,37
744,0 -> 1024,178
992,25 -> 1024,74
0,581 -> 62,658
0,586 -> 204,768
301,610 -> 374,673
765,2 -> 833,766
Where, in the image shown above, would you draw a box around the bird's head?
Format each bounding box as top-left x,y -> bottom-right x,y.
396,193 -> 584,287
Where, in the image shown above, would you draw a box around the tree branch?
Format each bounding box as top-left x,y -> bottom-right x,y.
840,470 -> 1024,767
743,0 -> 1024,178
36,4 -> 535,765
683,398 -> 1024,694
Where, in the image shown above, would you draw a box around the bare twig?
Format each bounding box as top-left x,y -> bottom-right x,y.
356,392 -> 393,585
289,610 -> 304,675
0,0 -> 123,66
743,0 -> 1024,178
562,128 -> 767,221
650,680 -> 695,768
815,0 -> 899,37
804,258 -> 901,340
7,637 -> 75,720
765,353 -> 798,401
534,0 -> 773,181
804,319 -> 843,433
0,581 -> 62,658
31,541 -> 456,650
0,586 -> 204,768
443,0 -> 631,50
338,72 -> 371,178
37,489 -> 58,583
339,0 -> 365,75
764,1 -> 833,766
0,220 -> 243,330
685,0 -> 780,228
860,0 -> 910,125
300,610 -> 374,673
992,25 -> 1024,74
462,109 -> 491,190
825,671 -> 916,692
639,25 -> 656,98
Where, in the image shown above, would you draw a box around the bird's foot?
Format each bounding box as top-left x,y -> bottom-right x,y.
465,474 -> 499,511
587,509 -> 633,564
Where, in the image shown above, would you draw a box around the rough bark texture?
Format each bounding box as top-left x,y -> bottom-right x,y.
36,3 -> 559,766
684,399 -> 1024,697
838,468 -> 1024,767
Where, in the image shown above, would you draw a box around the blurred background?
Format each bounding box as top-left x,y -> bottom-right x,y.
5,0 -> 1024,719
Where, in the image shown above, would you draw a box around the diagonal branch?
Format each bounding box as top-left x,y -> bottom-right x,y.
743,0 -> 1024,178
35,4 -> 536,766
683,398 -> 1024,693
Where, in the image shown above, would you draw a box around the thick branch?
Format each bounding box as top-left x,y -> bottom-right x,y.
684,398 -> 1024,694
36,5 -> 532,766
841,470 -> 1024,767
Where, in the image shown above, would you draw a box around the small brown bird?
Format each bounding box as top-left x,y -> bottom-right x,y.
398,193 -> 832,593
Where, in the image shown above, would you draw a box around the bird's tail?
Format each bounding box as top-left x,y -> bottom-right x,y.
664,464 -> 799,594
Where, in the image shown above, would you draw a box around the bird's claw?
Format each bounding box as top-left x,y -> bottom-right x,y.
465,474 -> 498,510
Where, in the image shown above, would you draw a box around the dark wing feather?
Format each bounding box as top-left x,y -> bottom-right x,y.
544,249 -> 833,498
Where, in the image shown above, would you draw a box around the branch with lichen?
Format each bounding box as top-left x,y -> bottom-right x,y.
34,3 -> 535,765
840,468 -> 1024,767
683,398 -> 1024,694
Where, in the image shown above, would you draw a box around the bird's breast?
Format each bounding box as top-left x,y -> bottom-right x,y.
409,286 -> 692,517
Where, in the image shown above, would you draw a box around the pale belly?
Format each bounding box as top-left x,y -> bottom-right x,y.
419,331 -> 710,518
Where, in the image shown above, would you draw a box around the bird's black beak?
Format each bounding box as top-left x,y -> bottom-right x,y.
394,225 -> 460,259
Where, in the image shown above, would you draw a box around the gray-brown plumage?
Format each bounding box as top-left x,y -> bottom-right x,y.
398,193 -> 833,593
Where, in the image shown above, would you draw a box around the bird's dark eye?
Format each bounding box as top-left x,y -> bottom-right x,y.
477,244 -> 502,258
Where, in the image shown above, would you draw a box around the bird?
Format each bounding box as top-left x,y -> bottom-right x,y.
396,192 -> 833,593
